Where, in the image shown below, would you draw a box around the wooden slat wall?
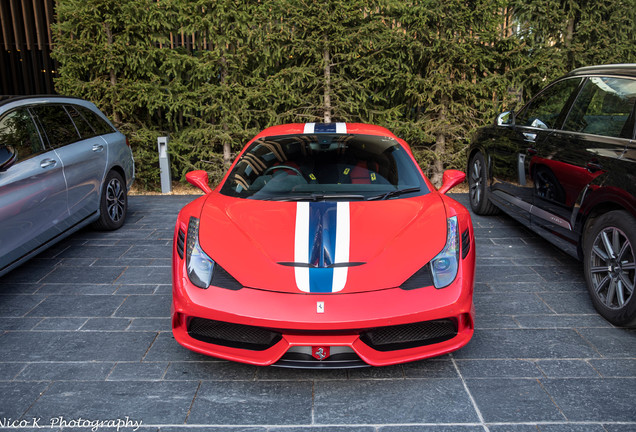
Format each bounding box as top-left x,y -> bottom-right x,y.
0,0 -> 57,95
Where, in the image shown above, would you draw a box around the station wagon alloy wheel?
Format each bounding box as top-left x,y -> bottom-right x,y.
107,177 -> 125,223
468,152 -> 498,215
589,226 -> 634,309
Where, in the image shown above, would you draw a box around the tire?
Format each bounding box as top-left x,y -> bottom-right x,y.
468,152 -> 499,215
583,210 -> 636,327
93,170 -> 127,230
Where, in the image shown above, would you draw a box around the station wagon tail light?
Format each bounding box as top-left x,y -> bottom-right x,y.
430,216 -> 459,288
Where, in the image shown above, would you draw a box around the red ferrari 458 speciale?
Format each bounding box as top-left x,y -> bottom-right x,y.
172,123 -> 475,367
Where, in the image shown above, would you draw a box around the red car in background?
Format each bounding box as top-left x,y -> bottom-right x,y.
172,123 -> 475,367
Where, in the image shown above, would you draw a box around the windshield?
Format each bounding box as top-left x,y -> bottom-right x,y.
219,133 -> 429,201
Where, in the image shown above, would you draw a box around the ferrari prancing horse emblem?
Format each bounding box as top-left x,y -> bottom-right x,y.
312,346 -> 330,360
317,301 -> 325,313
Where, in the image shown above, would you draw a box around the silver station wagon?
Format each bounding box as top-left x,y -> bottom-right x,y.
0,96 -> 135,277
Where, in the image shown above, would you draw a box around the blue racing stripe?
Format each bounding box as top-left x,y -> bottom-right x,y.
314,123 -> 338,133
308,202 -> 338,292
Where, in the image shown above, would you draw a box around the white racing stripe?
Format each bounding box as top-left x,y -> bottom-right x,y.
332,201 -> 350,292
294,202 -> 310,292
303,123 -> 315,134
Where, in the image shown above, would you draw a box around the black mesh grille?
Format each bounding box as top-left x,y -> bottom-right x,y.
360,319 -> 457,351
187,317 -> 282,351
176,228 -> 185,259
211,265 -> 243,290
400,263 -> 434,290
461,229 -> 470,259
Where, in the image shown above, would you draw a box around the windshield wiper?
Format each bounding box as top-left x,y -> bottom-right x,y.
368,186 -> 421,201
262,193 -> 366,202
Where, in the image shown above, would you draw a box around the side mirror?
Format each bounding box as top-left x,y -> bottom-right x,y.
0,145 -> 17,171
496,111 -> 513,126
438,169 -> 466,195
186,170 -> 213,194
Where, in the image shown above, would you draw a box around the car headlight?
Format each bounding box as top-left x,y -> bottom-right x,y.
430,216 -> 459,288
186,217 -> 215,289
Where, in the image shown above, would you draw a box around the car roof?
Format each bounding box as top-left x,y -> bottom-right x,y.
567,64 -> 636,78
0,95 -> 89,109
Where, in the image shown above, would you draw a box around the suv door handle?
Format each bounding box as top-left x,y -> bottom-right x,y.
92,144 -> 104,152
586,161 -> 603,172
40,158 -> 57,168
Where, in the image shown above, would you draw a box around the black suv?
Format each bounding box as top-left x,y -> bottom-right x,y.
468,64 -> 636,327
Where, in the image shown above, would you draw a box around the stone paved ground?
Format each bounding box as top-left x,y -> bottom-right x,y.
0,194 -> 634,432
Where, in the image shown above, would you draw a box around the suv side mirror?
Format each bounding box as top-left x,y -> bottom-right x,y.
496,111 -> 513,126
438,169 -> 466,195
0,145 -> 17,171
186,170 -> 213,194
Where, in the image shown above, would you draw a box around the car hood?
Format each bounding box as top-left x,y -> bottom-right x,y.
198,193 -> 448,294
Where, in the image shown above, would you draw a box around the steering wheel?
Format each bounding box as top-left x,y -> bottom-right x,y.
264,165 -> 304,177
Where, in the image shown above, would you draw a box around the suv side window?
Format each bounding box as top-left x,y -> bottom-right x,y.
562,77 -> 636,139
31,104 -> 80,148
75,105 -> 115,135
0,108 -> 45,162
516,77 -> 583,129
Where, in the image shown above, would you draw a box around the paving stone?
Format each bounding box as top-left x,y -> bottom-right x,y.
33,318 -> 87,330
475,265 -> 539,283
58,245 -> 131,259
453,329 -> 601,359
115,285 -> 159,295
0,283 -> 43,294
163,360 -> 257,381
541,378 -> 636,422
379,427 -> 483,432
531,265 -> 585,283
0,295 -> 46,317
17,362 -> 114,381
114,295 -> 170,318
402,358 -> 459,378
514,314 -> 612,329
0,363 -> 26,380
36,284 -> 118,295
313,379 -> 478,424
122,245 -> 172,259
577,328 -> 636,357
93,258 -> 156,267
256,365 -> 348,381
588,359 -> 636,378
466,378 -> 564,422
81,318 -> 131,331
161,428 -> 262,432
536,360 -> 600,378
473,315 -> 520,329
0,317 -> 41,330
0,331 -> 156,362
456,359 -> 542,378
27,295 -> 126,317
485,281 -> 545,292
187,381 -> 313,425
26,381 -> 197,424
0,381 -> 50,416
0,265 -> 56,284
127,318 -> 171,332
41,266 -> 126,285
536,292 -> 597,314
107,362 -> 168,381
537,425 -> 607,432
115,267 -> 171,285
474,293 -> 554,315
603,425 -> 636,432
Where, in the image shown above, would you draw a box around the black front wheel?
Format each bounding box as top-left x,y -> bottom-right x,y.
93,170 -> 127,231
468,152 -> 499,215
583,210 -> 636,327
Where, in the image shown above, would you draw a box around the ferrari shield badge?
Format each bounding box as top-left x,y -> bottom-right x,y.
312,346 -> 330,360
317,301 -> 325,313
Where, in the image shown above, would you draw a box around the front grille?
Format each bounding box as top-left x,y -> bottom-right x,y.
176,228 -> 185,259
360,319 -> 457,352
400,263 -> 434,290
461,229 -> 470,259
187,317 -> 282,351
